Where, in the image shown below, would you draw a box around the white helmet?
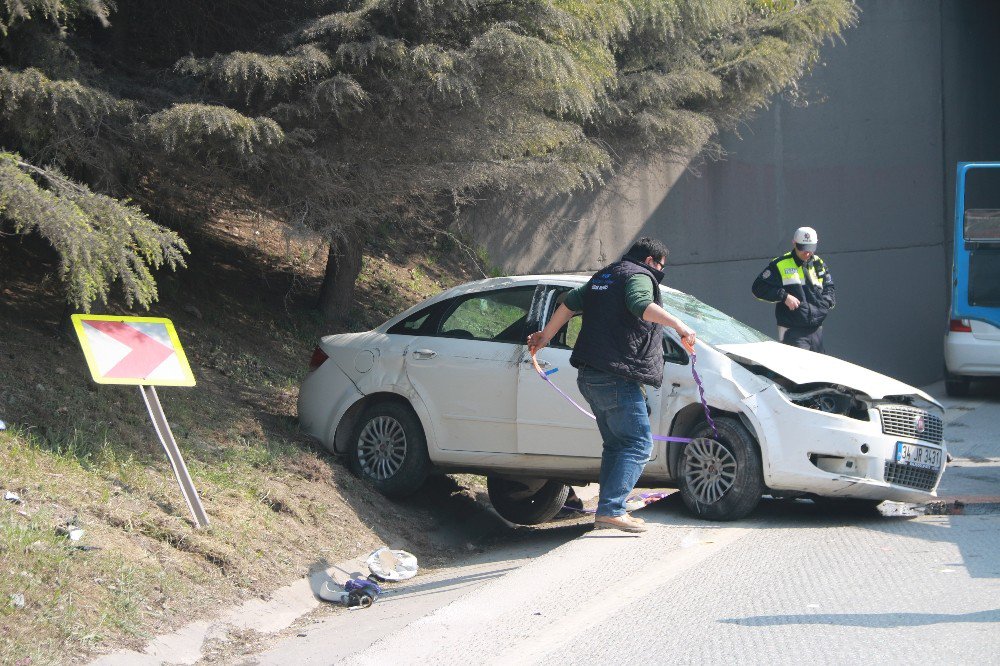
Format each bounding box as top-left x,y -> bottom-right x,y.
793,226 -> 818,251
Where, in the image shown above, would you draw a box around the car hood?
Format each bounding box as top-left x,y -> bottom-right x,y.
716,342 -> 940,405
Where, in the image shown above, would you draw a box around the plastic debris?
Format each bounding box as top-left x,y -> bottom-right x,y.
366,547 -> 418,581
318,581 -> 350,604
4,491 -> 21,504
0,419 -> 6,430
10,593 -> 25,609
57,524 -> 85,541
318,578 -> 382,608
344,578 -> 381,607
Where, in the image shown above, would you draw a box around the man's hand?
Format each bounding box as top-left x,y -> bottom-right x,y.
526,331 -> 551,355
784,294 -> 801,310
676,324 -> 697,352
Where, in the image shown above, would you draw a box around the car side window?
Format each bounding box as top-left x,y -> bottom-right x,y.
547,288 -> 582,349
437,287 -> 535,343
387,301 -> 447,335
663,333 -> 689,365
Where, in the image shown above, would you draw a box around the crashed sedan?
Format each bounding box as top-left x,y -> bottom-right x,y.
298,275 -> 947,523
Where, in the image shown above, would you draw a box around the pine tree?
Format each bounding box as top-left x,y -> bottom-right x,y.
0,1 -> 857,318
173,0 -> 857,318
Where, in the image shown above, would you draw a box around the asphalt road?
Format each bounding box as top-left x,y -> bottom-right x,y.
252,495 -> 999,666
96,382 -> 1000,665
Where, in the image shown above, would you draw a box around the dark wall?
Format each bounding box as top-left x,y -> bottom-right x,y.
462,0 -> 1000,386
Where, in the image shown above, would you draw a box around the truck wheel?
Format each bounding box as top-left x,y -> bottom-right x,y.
678,417 -> 763,521
350,401 -> 430,498
487,477 -> 570,525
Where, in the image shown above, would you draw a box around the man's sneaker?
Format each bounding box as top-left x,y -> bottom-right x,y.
593,514 -> 647,533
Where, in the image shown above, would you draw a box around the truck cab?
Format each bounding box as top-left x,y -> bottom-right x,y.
944,162 -> 1000,396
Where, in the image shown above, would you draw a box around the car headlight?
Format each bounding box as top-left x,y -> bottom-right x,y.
785,385 -> 870,421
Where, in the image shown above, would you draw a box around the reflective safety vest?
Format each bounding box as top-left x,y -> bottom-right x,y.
775,254 -> 825,290
751,251 -> 835,329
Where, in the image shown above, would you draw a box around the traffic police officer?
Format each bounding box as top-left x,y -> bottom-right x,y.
752,226 -> 835,352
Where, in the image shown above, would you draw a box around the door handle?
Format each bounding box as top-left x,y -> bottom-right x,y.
524,358 -> 551,368
412,349 -> 437,359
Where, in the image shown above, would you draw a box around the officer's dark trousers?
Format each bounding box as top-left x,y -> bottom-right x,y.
781,326 -> 825,353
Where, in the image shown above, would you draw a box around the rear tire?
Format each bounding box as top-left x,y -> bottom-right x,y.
349,401 -> 430,498
678,417 -> 763,521
487,477 -> 570,525
945,368 -> 971,397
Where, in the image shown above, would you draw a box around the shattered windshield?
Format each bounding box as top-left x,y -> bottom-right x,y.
661,290 -> 772,345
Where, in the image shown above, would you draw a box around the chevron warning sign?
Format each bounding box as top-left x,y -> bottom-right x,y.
71,315 -> 196,386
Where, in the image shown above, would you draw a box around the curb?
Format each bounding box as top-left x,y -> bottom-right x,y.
90,556 -> 370,665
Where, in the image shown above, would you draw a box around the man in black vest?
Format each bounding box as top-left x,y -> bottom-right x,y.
527,238 -> 696,533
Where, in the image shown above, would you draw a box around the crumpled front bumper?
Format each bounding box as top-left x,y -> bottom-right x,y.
742,385 -> 947,503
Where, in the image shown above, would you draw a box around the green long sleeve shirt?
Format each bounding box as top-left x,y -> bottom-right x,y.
563,275 -> 658,318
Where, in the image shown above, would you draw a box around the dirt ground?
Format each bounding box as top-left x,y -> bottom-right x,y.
0,210 -> 505,665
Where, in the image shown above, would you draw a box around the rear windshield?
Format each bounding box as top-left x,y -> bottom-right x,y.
660,291 -> 772,345
970,247 -> 1000,307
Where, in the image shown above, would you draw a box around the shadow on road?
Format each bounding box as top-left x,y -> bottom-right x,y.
720,608 -> 1000,627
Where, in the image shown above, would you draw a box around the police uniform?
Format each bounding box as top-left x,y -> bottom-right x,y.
752,250 -> 835,352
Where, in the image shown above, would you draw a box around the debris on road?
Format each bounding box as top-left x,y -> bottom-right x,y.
318,547 -> 416,609
319,578 -> 382,608
366,548 -> 418,581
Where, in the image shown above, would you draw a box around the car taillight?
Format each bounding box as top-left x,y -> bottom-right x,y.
949,319 -> 972,333
308,346 -> 329,371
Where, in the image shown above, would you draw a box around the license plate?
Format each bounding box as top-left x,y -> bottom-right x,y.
895,442 -> 943,470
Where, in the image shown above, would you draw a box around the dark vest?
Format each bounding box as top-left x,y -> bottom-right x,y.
570,258 -> 665,387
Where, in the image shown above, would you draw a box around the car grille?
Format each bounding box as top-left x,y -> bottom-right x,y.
884,461 -> 940,492
878,405 -> 944,445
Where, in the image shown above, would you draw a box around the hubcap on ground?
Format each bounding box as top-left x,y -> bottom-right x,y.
683,438 -> 738,504
357,416 -> 407,480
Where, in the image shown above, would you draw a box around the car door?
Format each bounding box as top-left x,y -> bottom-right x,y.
405,285 -> 535,453
516,285 -> 653,462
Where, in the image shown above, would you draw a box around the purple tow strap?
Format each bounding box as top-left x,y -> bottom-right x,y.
530,348 -> 718,442
689,351 -> 719,439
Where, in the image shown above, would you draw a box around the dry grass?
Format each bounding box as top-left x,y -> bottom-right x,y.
0,211 -> 485,665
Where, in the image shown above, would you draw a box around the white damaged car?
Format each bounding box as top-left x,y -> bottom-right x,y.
298,275 -> 947,522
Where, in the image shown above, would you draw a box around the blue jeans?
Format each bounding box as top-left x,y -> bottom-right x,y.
576,366 -> 653,517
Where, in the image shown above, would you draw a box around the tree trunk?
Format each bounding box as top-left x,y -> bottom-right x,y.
317,232 -> 363,322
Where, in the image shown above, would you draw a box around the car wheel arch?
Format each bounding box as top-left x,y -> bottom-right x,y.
667,403 -> 765,482
333,392 -> 431,455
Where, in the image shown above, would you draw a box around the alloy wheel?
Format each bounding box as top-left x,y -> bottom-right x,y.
683,438 -> 738,504
357,415 -> 407,480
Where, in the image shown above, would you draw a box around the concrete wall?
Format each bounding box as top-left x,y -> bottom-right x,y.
461,0 -> 1000,385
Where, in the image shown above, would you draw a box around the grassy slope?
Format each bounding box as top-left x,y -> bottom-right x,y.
0,213 -> 488,664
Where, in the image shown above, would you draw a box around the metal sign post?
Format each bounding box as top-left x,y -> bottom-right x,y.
139,385 -> 209,527
71,315 -> 208,528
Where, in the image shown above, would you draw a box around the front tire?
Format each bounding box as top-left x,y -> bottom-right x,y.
350,401 -> 430,498
678,417 -> 764,521
486,477 -> 570,525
